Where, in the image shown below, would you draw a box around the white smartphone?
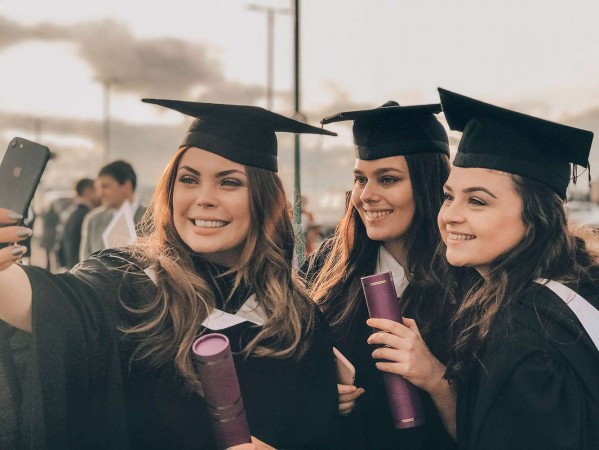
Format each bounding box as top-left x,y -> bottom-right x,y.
333,347 -> 356,385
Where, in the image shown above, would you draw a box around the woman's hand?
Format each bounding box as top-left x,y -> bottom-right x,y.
338,383 -> 365,416
0,209 -> 31,271
230,436 -> 276,449
367,317 -> 446,395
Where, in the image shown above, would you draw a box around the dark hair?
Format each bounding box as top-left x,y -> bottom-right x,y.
75,178 -> 95,196
98,160 -> 137,191
444,174 -> 599,381
308,152 -> 451,343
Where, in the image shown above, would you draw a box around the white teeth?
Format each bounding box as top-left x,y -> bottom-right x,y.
193,219 -> 228,228
365,210 -> 391,219
448,233 -> 475,241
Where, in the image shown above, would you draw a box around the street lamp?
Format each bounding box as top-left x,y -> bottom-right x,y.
292,0 -> 305,264
94,77 -> 118,165
247,4 -> 291,110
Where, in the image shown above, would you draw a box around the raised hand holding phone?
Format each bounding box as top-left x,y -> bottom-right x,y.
0,209 -> 32,270
0,137 -> 50,259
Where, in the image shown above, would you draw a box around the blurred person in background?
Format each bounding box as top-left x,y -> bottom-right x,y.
58,178 -> 99,269
79,160 -> 146,260
300,194 -> 317,254
40,202 -> 59,270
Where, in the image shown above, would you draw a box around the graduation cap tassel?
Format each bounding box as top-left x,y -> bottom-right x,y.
588,162 -> 592,184
572,164 -> 578,185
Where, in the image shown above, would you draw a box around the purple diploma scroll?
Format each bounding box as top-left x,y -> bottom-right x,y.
192,333 -> 251,449
361,272 -> 425,429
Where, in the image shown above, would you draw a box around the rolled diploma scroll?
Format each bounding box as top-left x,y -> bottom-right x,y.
361,272 -> 425,429
192,333 -> 252,449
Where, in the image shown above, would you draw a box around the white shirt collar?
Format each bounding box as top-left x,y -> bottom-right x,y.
375,245 -> 409,297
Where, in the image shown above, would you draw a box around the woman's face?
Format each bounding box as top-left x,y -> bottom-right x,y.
351,156 -> 415,245
438,166 -> 527,276
172,147 -> 250,267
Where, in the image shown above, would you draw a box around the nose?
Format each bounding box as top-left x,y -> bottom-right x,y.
195,184 -> 218,208
440,200 -> 465,226
360,180 -> 380,203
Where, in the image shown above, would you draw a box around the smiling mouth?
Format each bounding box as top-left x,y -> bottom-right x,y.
192,219 -> 229,228
365,210 -> 392,219
447,233 -> 475,241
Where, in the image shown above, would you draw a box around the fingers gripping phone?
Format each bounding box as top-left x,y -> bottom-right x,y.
333,347 -> 356,385
0,137 -> 51,235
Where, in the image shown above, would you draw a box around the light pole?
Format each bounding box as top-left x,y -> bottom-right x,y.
95,77 -> 117,165
247,4 -> 291,110
292,0 -> 305,265
102,79 -> 112,165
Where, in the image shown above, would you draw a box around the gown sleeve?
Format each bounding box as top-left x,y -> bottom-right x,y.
19,254 -> 145,450
463,287 -> 599,450
473,347 -> 588,450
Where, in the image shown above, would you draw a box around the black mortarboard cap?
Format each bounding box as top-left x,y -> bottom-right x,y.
142,98 -> 336,172
438,88 -> 594,199
321,101 -> 449,160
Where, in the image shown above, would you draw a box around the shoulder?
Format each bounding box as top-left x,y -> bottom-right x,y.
509,282 -> 590,342
300,236 -> 336,281
85,207 -> 111,222
483,281 -> 599,382
73,248 -> 151,283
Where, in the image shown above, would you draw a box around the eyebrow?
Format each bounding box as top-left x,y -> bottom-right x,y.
444,184 -> 497,199
353,167 -> 405,175
179,166 -> 247,178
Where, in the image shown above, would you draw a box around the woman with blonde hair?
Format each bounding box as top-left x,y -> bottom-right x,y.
0,99 -> 339,449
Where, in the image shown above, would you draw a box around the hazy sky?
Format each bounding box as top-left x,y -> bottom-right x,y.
1,0 -> 599,219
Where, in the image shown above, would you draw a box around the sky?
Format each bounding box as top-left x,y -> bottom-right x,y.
1,0 -> 599,223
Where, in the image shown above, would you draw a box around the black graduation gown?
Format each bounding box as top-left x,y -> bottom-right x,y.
18,252 -> 339,450
457,282 -> 599,450
302,242 -> 456,450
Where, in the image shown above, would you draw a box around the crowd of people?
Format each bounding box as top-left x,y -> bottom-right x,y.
0,88 -> 597,449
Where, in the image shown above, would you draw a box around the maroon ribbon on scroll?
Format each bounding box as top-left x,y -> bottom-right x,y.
192,333 -> 252,449
361,271 -> 425,429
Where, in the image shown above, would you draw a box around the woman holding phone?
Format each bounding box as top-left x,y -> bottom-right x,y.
303,101 -> 456,449
438,88 -> 599,449
0,99 -> 339,450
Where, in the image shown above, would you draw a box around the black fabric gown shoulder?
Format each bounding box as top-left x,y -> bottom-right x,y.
302,241 -> 456,450
19,251 -> 338,450
457,282 -> 599,450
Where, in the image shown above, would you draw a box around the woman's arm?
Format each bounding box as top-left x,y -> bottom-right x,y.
0,208 -> 35,331
367,317 -> 456,440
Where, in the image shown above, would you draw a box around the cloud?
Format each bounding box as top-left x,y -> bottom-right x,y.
0,15 -> 263,101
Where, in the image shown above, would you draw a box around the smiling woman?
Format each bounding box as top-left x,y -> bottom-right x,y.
438,88 -> 599,450
0,99 -> 341,449
439,166 -> 526,277
172,149 -> 251,266
303,101 -> 456,450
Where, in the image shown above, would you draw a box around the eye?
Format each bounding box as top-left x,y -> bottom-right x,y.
380,176 -> 398,185
178,175 -> 197,185
468,197 -> 486,206
220,178 -> 243,187
442,192 -> 453,202
354,176 -> 367,186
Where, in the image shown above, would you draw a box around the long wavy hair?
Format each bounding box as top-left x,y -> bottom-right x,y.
122,146 -> 315,392
307,152 -> 451,344
444,174 -> 599,381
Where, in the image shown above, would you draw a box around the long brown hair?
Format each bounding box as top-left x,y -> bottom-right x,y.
306,152 -> 451,343
445,174 -> 599,381
123,146 -> 315,392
